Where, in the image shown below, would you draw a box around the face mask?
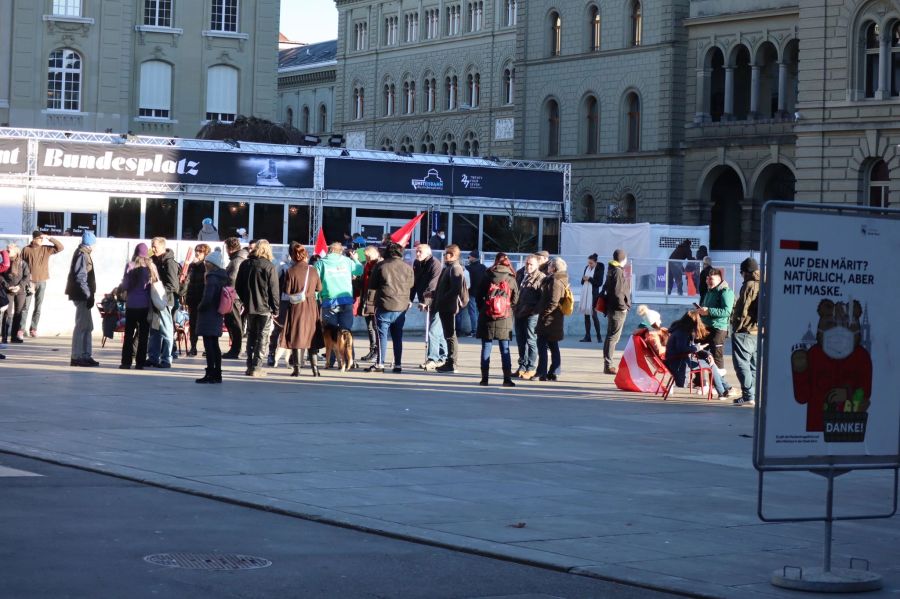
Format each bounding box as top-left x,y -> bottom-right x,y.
822,327 -> 854,360
620,258 -> 627,266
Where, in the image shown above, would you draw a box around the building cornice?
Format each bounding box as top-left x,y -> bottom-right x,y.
684,7 -> 798,27
279,60 -> 338,75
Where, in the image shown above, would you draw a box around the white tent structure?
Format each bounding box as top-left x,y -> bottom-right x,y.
561,222 -> 709,261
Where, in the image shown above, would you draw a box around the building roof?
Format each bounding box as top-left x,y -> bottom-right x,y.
278,39 -> 337,71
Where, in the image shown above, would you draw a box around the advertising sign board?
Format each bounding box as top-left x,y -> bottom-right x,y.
0,138 -> 28,174
755,203 -> 900,469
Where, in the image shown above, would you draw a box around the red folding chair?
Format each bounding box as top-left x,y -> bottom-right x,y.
663,356 -> 714,400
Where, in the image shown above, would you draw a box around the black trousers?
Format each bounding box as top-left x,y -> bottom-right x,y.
203,335 -> 222,375
187,305 -> 200,351
584,313 -> 601,340
704,327 -> 729,369
122,307 -> 150,367
438,310 -> 458,367
224,302 -> 243,355
365,315 -> 377,349
1,292 -> 25,341
245,314 -> 273,370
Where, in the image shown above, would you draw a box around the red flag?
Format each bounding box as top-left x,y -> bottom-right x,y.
179,246 -> 194,283
314,228 -> 327,257
390,213 -> 425,248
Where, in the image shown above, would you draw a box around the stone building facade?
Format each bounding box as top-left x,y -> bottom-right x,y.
277,40 -> 337,135
0,0 -> 279,139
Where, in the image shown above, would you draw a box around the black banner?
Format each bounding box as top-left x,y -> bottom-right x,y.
35,141 -> 315,188
324,158 -> 564,203
0,138 -> 28,174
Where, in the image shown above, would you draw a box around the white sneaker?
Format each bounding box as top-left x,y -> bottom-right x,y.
421,360 -> 438,371
719,368 -> 728,376
719,388 -> 739,400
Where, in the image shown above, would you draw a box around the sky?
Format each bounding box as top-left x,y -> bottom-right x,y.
280,0 -> 339,44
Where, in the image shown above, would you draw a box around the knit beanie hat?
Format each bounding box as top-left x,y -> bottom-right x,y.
206,248 -> 225,269
81,231 -> 96,246
740,257 -> 759,273
135,243 -> 149,258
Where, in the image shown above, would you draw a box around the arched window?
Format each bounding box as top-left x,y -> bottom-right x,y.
383,82 -> 396,116
403,79 -> 416,114
868,160 -> 890,207
544,99 -> 560,156
421,133 -> 435,154
286,106 -> 293,125
441,132 -> 456,155
502,66 -> 514,104
463,131 -> 479,156
400,136 -> 414,153
589,6 -> 601,52
380,138 -> 394,152
466,73 -> 480,107
623,194 -> 637,222
584,95 -> 599,154
318,104 -> 327,132
353,86 -> 365,120
892,22 -> 900,96
504,0 -> 517,26
550,12 -> 561,56
301,105 -> 310,131
206,64 -> 238,122
865,22 -> 880,98
708,47 -> 725,122
625,92 -> 640,152
424,76 -> 436,112
581,194 -> 596,221
445,74 -> 458,110
138,60 -> 172,118
630,0 -> 642,47
47,48 -> 82,111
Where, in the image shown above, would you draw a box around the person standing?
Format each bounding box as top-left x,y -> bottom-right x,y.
578,253 -> 604,343
197,217 -> 219,241
21,231 -> 63,337
184,244 -> 210,356
464,251 -> 486,337
697,267 -> 735,378
535,257 -> 568,381
222,237 -> 248,359
730,258 -> 759,406
667,239 -> 693,296
698,256 -> 714,303
432,244 -> 467,373
366,243 -> 414,373
279,244 -> 323,377
195,249 -> 229,384
475,252 -> 519,386
119,243 -> 158,370
236,240 -> 279,377
357,245 -> 383,362
514,254 -> 544,380
147,237 -> 179,369
602,249 -> 631,375
1,244 -> 30,344
314,242 -> 363,333
428,229 -> 447,250
65,231 -> 98,367
411,244 -> 446,370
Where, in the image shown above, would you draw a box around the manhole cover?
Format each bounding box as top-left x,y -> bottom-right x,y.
144,553 -> 272,571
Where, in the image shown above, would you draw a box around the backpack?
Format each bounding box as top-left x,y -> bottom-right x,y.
559,285 -> 575,316
218,285 -> 237,315
484,279 -> 511,320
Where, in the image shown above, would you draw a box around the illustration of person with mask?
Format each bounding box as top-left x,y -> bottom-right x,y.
791,298 -> 872,435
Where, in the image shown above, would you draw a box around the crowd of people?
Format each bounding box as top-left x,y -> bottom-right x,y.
0,230 -> 759,406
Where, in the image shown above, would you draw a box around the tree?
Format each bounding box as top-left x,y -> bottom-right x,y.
196,115 -> 306,144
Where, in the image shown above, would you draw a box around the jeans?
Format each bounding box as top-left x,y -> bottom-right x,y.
481,339 -> 511,372
438,310 -> 458,367
688,356 -> 729,396
245,313 -> 273,370
732,332 -> 758,402
203,335 -> 222,375
322,303 -> 354,331
514,315 -> 538,372
1,292 -> 25,341
71,301 -> 94,360
122,307 -> 150,367
148,306 -> 174,366
604,309 -> 627,369
426,308 -> 447,362
536,336 -> 561,377
224,301 -> 243,355
456,297 -> 477,334
24,280 -> 47,331
376,309 -> 406,367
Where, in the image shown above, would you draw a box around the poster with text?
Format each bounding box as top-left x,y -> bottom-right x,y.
759,207 -> 900,467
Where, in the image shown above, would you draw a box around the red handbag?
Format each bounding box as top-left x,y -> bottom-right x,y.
594,295 -> 607,315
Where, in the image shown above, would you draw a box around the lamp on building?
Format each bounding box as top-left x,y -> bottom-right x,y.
328,134 -> 344,147
300,134 -> 320,146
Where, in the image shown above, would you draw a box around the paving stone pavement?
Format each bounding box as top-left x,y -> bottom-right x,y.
0,335 -> 897,598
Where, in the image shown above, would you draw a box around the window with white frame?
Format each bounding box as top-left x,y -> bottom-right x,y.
384,16 -> 398,45
589,5 -> 601,51
404,12 -> 418,42
139,60 -> 172,118
868,160 -> 891,208
319,105 -> 327,133
445,75 -> 458,110
630,0 -> 642,47
383,82 -> 396,116
424,76 -> 436,112
354,21 -> 368,50
144,0 -> 173,27
425,9 -> 439,39
301,105 -> 310,131
467,2 -> 483,32
210,0 -> 238,32
403,79 -> 416,114
504,0 -> 517,26
52,0 -> 81,16
466,72 -> 480,107
353,86 -> 365,119
446,4 -> 461,35
47,48 -> 82,111
502,66 -> 514,104
206,65 -> 237,122
550,12 -> 561,56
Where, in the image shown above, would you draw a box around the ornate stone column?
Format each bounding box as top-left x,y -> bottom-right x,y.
724,67 -> 735,121
750,65 -> 761,119
878,31 -> 891,99
777,61 -> 789,116
695,68 -> 710,123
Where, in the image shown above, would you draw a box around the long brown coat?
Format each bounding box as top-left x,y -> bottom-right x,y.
536,271 -> 568,342
280,261 -> 323,349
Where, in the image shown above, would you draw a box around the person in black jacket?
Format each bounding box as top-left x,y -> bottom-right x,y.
65,231 -> 98,367
184,243 -> 210,356
463,250 -> 487,337
235,239 -> 279,377
602,249 -> 632,374
222,237 -> 248,359
432,244 -> 467,373
366,243 -> 414,373
667,239 -> 693,296
1,243 -> 30,345
578,253 -> 604,343
475,252 -> 519,386
147,237 -> 179,368
411,243 -> 447,369
195,250 -> 229,384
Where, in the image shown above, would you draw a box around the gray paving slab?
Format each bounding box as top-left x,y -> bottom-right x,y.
0,336 -> 898,598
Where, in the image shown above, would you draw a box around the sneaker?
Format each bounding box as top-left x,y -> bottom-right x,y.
367,364 -> 385,372
157,362 -> 172,369
521,370 -> 537,380
578,337 -> 591,343
718,387 -> 739,400
11,337 -> 24,344
719,368 -> 728,376
82,358 -> 100,367
221,352 -> 240,360
603,366 -> 618,375
435,363 -> 457,373
250,369 -> 267,378
733,398 -> 755,406
143,362 -> 159,368
360,350 -> 377,362
118,364 -> 130,370
392,367 -> 402,374
421,360 -> 438,371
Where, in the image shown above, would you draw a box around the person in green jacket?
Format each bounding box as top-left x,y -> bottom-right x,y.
314,242 -> 363,331
697,267 -> 734,374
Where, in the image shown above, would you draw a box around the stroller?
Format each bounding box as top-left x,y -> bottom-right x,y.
98,290 -> 126,348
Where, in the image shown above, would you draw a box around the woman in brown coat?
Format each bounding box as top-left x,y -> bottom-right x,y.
535,257 -> 569,381
279,244 -> 323,377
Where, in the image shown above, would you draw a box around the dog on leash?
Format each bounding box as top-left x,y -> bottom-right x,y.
324,326 -> 354,372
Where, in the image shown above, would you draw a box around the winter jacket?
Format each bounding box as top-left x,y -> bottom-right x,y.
514,268 -> 545,318
1,255 -> 30,295
280,261 -> 323,349
314,252 -> 363,308
358,258 -> 382,316
602,261 -> 631,314
731,271 -> 759,334
368,255 -> 414,313
184,260 -> 207,308
582,263 -> 604,301
197,223 -> 220,241
226,249 -> 249,286
65,245 -> 95,303
698,264 -> 715,303
664,325 -> 704,388
21,237 -> 63,282
428,233 -> 446,250
0,249 -> 9,275
151,249 -> 179,307
235,255 -> 279,316
475,265 -> 519,341
701,280 -> 734,331
536,271 -> 568,342
195,266 -> 229,337
433,259 -> 466,314
411,255 -> 442,305
121,261 -> 155,310
466,260 -> 487,294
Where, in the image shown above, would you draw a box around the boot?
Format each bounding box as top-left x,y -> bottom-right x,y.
291,350 -> 300,377
195,369 -> 213,384
502,368 -> 516,387
479,365 -> 489,386
309,351 -> 321,377
273,347 -> 288,368
360,348 -> 377,362
212,368 -> 223,384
